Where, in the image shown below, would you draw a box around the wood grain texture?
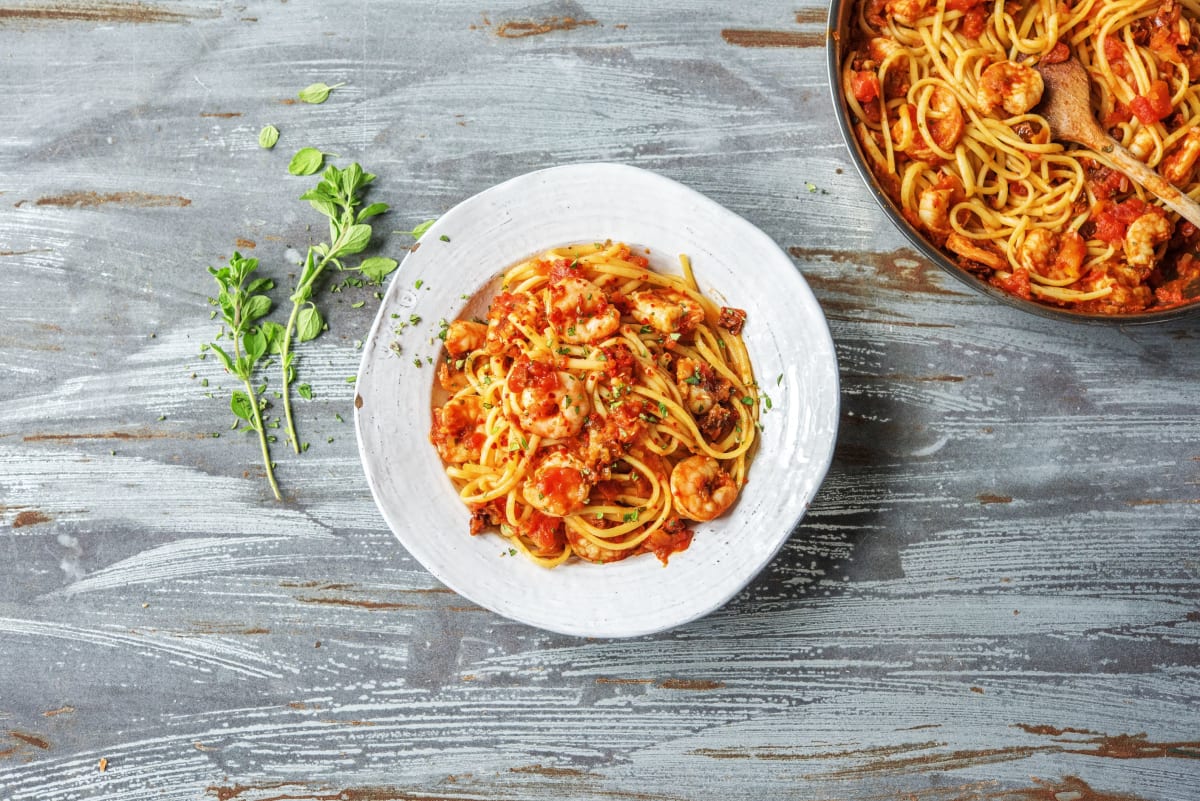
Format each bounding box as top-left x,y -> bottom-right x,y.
1,1 -> 1198,800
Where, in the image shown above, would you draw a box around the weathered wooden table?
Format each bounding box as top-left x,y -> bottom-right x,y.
2,2 -> 1198,799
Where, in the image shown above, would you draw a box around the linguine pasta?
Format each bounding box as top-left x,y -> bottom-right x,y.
429,241 -> 758,567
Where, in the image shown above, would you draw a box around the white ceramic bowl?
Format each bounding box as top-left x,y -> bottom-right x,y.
354,162 -> 839,638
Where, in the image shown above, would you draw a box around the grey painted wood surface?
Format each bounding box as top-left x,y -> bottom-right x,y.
1,2 -> 1197,800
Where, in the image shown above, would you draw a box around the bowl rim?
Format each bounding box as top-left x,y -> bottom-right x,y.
824,0 -> 1200,325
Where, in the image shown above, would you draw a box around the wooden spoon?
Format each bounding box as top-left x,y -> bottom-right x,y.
1035,57 -> 1200,229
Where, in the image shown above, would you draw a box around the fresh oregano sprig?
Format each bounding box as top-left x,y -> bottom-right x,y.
207,253 -> 285,500
278,162 -> 398,453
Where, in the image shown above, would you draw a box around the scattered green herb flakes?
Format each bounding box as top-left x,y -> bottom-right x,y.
297,383 -> 313,400
345,376 -> 357,384
740,396 -> 755,405
288,147 -> 326,176
258,124 -> 280,149
297,81 -> 345,104
351,301 -> 365,309
439,234 -> 450,242
334,413 -> 344,423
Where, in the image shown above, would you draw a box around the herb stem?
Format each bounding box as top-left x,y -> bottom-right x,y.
232,321 -> 281,500
280,246 -> 336,453
245,376 -> 282,500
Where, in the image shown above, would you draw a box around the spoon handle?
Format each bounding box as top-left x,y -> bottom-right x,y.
1101,137 -> 1200,229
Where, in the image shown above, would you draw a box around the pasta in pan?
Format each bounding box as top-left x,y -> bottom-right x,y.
429,241 -> 758,568
842,0 -> 1200,313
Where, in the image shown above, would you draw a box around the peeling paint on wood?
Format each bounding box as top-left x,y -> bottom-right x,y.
0,2 -> 200,25
721,29 -> 825,48
10,510 -> 51,528
32,191 -> 192,209
6,731 -> 49,750
496,16 -> 598,38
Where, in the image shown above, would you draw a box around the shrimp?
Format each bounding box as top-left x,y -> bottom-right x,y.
627,288 -> 705,337
486,291 -> 543,356
868,36 -> 909,68
1124,212 -> 1172,270
946,231 -> 1007,270
1161,128 -> 1200,185
507,354 -> 590,439
514,510 -> 567,555
670,455 -> 737,522
523,451 -> 593,517
1128,126 -> 1158,163
566,527 -> 631,564
546,276 -> 620,344
977,62 -> 1044,116
1016,229 -> 1086,280
917,186 -> 954,239
893,86 -> 965,161
583,399 -> 646,467
916,173 -> 964,241
430,395 -> 486,464
887,0 -> 931,25
436,360 -> 470,393
675,356 -> 730,416
444,320 -> 486,358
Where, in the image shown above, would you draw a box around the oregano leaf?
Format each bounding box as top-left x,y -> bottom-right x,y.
259,321 -> 286,355
337,223 -> 373,256
210,343 -> 235,374
399,219 -> 436,240
288,147 -> 325,176
258,124 -> 280,149
230,391 -> 255,422
359,256 -> 399,284
357,202 -> 389,222
243,329 -> 267,363
243,294 -> 272,324
296,306 -> 323,342
297,81 -> 344,104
